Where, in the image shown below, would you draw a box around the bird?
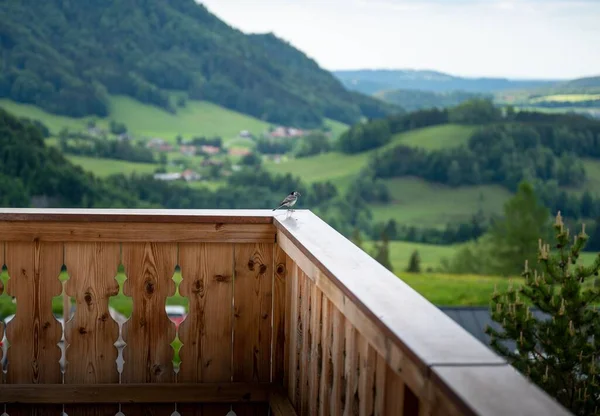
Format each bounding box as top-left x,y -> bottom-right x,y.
273,191 -> 301,213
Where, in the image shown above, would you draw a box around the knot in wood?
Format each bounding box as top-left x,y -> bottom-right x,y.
145,280 -> 155,295
259,264 -> 267,274
215,223 -> 224,230
247,259 -> 255,270
215,274 -> 229,283
42,321 -> 50,330
99,313 -> 109,322
276,263 -> 286,275
79,327 -> 87,334
192,279 -> 204,294
151,364 -> 163,376
84,291 -> 93,305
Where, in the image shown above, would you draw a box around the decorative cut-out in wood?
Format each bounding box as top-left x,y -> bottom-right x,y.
64,242 -> 121,416
4,241 -> 63,415
121,242 -> 177,416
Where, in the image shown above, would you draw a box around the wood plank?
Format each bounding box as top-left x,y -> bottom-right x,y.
298,270 -> 311,416
274,217 -> 506,367
4,241 -> 63,415
0,221 -> 276,243
385,365 -> 405,416
318,297 -> 331,416
233,243 -> 274,415
0,208 -> 275,223
273,244 -> 288,385
308,283 -> 322,416
286,261 -> 300,408
358,335 -> 376,416
429,365 -> 572,416
121,242 -> 177,416
0,382 -> 271,403
0,257 -> 3,385
330,306 -> 345,416
178,243 -> 234,416
270,386 -> 299,416
64,242 -> 121,416
343,320 -> 358,416
373,354 -> 386,416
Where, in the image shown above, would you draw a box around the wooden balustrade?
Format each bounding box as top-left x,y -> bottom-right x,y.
0,208 -> 572,416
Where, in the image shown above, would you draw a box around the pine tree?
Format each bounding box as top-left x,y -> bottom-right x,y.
372,231 -> 393,272
486,212 -> 600,415
406,250 -> 421,273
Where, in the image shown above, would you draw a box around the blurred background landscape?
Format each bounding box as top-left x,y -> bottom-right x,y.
1,0 -> 599,319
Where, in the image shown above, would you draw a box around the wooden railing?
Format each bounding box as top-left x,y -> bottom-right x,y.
0,209 -> 571,416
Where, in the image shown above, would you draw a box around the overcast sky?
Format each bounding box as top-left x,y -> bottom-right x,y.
198,0 -> 599,80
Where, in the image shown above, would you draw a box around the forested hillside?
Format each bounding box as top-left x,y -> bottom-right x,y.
333,69 -> 556,95
0,0 -> 397,127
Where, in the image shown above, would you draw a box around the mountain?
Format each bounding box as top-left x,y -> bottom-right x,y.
333,69 -> 559,95
374,89 -> 492,112
0,0 -> 398,128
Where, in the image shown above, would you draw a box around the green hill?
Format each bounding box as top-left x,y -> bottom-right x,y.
0,0 -> 398,128
0,95 -> 272,141
375,89 -> 491,112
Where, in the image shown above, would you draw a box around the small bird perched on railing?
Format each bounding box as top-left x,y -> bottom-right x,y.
273,191 -> 301,213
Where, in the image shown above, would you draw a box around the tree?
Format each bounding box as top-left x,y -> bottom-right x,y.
372,231 -> 393,272
486,212 -> 600,415
488,181 -> 550,276
405,250 -> 421,273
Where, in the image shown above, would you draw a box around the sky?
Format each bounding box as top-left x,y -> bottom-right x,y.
198,0 -> 600,80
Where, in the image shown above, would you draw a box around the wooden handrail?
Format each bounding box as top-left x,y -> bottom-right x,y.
273,210 -> 572,416
0,208 -> 573,415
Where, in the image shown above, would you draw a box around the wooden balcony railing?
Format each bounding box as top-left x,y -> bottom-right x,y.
0,209 -> 571,415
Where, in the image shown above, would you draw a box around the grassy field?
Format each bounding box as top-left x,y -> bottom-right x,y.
529,94 -> 600,103
0,95 -> 271,142
371,178 -> 512,227
65,155 -> 159,177
388,124 -> 476,150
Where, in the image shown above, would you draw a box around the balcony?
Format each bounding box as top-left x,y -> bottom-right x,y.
0,209 -> 571,415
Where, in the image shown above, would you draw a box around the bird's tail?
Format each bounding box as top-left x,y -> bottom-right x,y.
272,204 -> 283,211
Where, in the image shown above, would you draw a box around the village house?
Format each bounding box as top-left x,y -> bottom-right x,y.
269,126 -> 305,138
179,145 -> 197,157
153,172 -> 182,181
200,145 -> 220,155
181,169 -> 201,181
228,147 -> 252,157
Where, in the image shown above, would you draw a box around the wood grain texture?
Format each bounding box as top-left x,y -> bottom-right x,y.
64,242 -> 121,416
233,243 -> 274,415
121,242 -> 177,416
0,221 -> 276,243
274,215 -> 505,367
373,354 -> 386,416
298,270 -> 311,416
287,261 -> 300,409
0,208 -> 275,223
308,283 -> 322,416
272,244 -> 287,385
0,382 -> 270,403
318,298 -> 331,416
343,320 -> 358,416
270,386 -> 299,416
178,243 -> 234,416
4,241 -> 63,416
357,335 -> 376,416
429,365 -> 572,416
330,306 -> 345,416
385,365 -> 405,416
